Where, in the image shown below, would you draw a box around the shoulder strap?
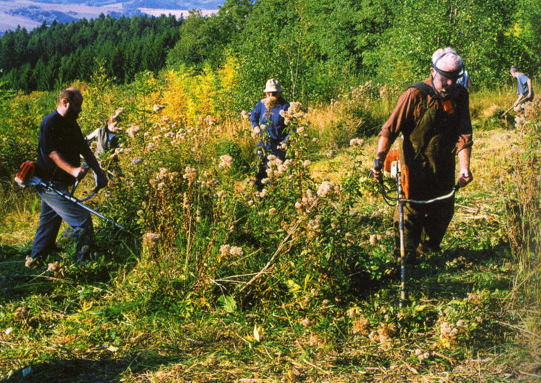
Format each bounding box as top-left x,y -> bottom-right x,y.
410,82 -> 437,98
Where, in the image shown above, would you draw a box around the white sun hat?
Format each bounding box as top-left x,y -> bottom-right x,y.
264,78 -> 283,93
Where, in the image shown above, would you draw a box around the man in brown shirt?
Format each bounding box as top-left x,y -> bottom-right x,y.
372,47 -> 473,263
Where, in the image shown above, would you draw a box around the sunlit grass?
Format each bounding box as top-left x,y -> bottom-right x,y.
0,81 -> 539,381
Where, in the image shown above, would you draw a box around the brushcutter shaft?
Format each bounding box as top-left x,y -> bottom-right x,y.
29,176 -> 124,230
397,178 -> 407,307
502,106 -> 514,116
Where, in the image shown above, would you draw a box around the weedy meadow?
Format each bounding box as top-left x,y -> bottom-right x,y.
0,70 -> 540,381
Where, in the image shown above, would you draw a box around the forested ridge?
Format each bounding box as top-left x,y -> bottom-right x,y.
1,0 -> 540,107
0,14 -> 183,92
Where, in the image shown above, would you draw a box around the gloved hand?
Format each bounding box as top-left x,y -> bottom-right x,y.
96,171 -> 108,190
371,159 -> 384,183
371,167 -> 383,182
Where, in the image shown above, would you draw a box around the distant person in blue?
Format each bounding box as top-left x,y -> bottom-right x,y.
510,66 -> 534,109
457,69 -> 472,90
250,79 -> 290,190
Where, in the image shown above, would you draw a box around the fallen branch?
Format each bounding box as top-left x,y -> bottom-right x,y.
239,201 -> 317,293
519,371 -> 541,379
456,204 -> 480,214
303,358 -> 331,374
215,272 -> 260,281
496,321 -> 541,340
239,220 -> 302,293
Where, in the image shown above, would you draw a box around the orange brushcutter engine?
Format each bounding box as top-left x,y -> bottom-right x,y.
15,161 -> 37,187
384,148 -> 409,199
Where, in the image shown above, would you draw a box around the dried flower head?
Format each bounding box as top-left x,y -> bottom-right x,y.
219,244 -> 244,259
127,125 -> 140,138
317,181 -> 334,198
219,154 -> 233,171
183,167 -> 197,183
143,232 -> 161,247
352,316 -> 370,335
350,138 -> 365,147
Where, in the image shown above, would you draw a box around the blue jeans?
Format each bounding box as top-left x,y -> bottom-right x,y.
30,182 -> 94,260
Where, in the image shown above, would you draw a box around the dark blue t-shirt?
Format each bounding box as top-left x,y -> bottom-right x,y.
36,110 -> 91,185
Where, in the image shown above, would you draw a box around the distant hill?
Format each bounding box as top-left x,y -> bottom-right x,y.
8,0 -> 224,10
0,0 -> 222,34
8,6 -> 81,25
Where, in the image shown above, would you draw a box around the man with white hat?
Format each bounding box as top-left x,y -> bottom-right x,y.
250,79 -> 290,190
371,47 -> 474,265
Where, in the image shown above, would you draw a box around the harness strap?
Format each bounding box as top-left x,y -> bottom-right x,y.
411,82 -> 438,98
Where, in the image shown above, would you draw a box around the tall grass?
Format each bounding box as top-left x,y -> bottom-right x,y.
502,96 -> 541,351
0,183 -> 40,246
1,70 -> 540,380
305,81 -> 390,151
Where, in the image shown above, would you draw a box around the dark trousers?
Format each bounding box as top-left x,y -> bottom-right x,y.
31,182 -> 94,260
393,197 -> 455,256
255,143 -> 286,190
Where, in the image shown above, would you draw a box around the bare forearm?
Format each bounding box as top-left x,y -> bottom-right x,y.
371,135 -> 394,180
457,147 -> 473,187
458,147 -> 471,171
49,151 -> 81,178
376,135 -> 393,161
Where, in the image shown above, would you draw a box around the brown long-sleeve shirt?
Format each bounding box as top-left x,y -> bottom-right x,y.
379,77 -> 473,154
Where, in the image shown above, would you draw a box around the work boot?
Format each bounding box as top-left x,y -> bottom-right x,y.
394,248 -> 420,266
417,243 -> 440,256
61,226 -> 75,243
73,218 -> 95,262
76,245 -> 91,262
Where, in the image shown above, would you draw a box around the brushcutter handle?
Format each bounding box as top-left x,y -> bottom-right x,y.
73,162 -> 107,202
79,170 -> 104,202
79,189 -> 97,202
502,106 -> 514,116
372,159 -> 384,182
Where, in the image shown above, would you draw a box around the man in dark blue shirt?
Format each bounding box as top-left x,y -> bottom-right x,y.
250,79 -> 290,190
27,88 -> 108,268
